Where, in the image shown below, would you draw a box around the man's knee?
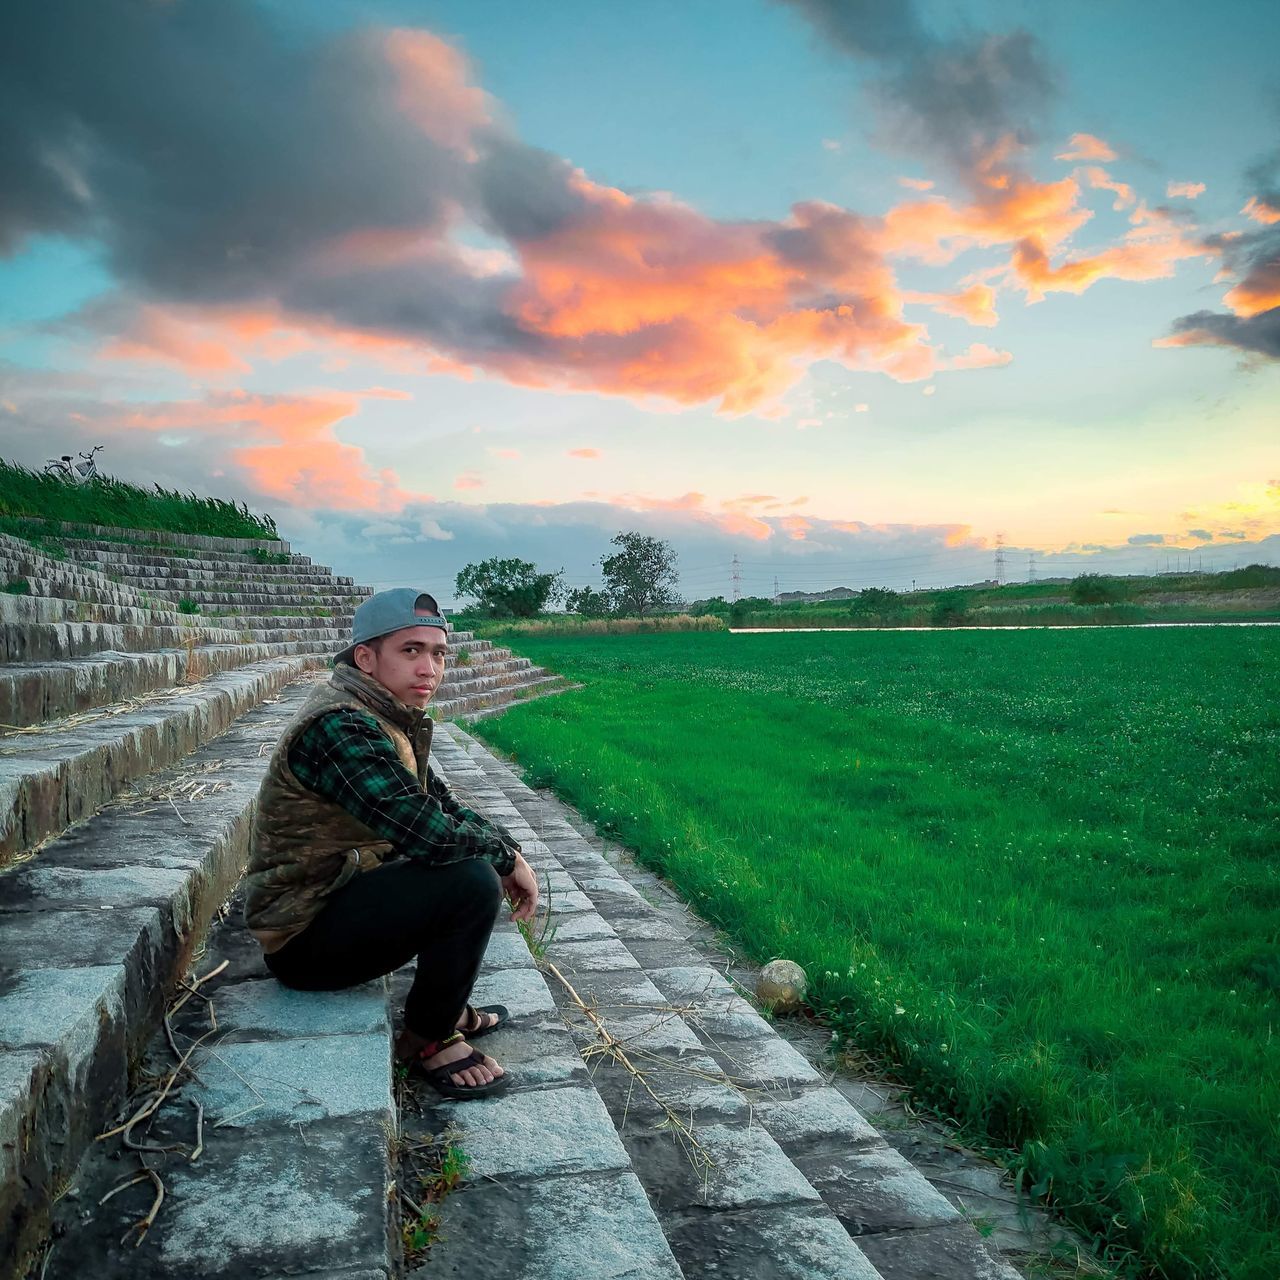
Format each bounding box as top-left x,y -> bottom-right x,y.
399,856 -> 502,920
462,857 -> 503,910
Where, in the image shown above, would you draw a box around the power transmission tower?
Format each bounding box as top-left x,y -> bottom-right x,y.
731,554 -> 741,603
995,532 -> 1006,586
1027,552 -> 1036,582
772,575 -> 780,605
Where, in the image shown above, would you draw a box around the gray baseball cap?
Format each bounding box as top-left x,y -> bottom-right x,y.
336,588 -> 448,665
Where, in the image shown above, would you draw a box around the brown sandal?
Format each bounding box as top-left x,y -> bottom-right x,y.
458,1004 -> 509,1039
412,1031 -> 510,1100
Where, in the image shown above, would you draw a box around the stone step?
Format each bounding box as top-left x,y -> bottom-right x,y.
435,663 -> 540,703
0,644 -> 331,733
200,616 -> 352,635
430,673 -> 571,721
38,888 -> 396,1280
440,655 -> 533,684
77,553 -> 358,579
101,575 -> 371,599
455,677 -> 583,723
0,592 -> 185,630
420,725 -> 1026,1280
64,547 -> 337,577
0,674 -> 324,1275
146,590 -> 362,610
1,554 -> 157,616
0,655 -> 320,865
0,619 -> 333,664
13,526 -> 292,557
395,896 -> 685,1279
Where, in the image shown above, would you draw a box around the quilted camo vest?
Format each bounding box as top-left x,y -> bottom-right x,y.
243,663 -> 433,953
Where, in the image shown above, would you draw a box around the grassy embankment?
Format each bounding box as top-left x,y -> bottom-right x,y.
476,628 -> 1280,1279
0,458 -> 279,543
724,568 -> 1280,629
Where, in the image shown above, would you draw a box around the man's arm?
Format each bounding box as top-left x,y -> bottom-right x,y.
426,767 -> 521,855
289,709 -> 516,875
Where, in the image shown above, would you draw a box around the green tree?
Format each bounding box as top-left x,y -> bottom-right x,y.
849,587 -> 905,625
454,557 -> 563,618
930,589 -> 970,627
688,595 -> 729,617
1070,573 -> 1129,605
565,585 -> 611,617
600,531 -> 680,616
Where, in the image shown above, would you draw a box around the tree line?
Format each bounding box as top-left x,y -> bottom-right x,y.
454,531 -> 680,619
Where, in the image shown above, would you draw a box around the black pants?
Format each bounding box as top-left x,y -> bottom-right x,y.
265,856 -> 502,1040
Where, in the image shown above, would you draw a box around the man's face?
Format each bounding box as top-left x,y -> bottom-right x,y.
354,625 -> 448,708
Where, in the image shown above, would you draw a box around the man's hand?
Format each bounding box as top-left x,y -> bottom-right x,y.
501,852 -> 539,924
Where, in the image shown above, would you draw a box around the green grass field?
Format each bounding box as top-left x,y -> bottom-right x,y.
474,628 -> 1280,1279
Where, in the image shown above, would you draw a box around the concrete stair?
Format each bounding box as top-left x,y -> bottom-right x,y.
0,519 -> 574,1276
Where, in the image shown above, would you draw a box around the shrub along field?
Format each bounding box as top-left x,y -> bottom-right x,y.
475,628 -> 1279,1279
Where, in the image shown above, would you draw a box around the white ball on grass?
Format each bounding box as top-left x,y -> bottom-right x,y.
756,959 -> 808,1014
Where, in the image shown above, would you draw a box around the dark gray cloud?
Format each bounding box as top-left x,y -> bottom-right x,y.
1244,126 -> 1280,214
0,1 -> 476,298
1165,227 -> 1280,359
473,139 -> 591,244
1165,305 -> 1280,360
0,0 -> 625,374
776,0 -> 1057,176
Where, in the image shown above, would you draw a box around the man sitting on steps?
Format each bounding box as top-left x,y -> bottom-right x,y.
243,587 -> 538,1098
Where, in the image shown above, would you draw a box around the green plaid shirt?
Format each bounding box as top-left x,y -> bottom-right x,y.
288,709 -> 518,876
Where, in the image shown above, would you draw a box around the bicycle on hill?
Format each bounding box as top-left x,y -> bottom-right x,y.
44,444 -> 104,483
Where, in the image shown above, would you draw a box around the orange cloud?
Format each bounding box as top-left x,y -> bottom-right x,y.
115,392 -> 415,510
1242,196 -> 1280,225
381,29 -> 491,156
718,513 -> 773,541
96,301 -> 449,380
356,386 -> 414,400
723,494 -> 779,512
907,283 -> 999,327
604,490 -> 773,541
1056,133 -> 1117,162
499,184 -> 948,407
945,342 -> 1013,370
898,177 -> 934,191
1010,205 -> 1212,302
1167,181 -> 1205,200
454,472 -> 484,490
98,305 -> 257,374
487,447 -> 522,459
944,525 -> 984,548
1223,261 -> 1280,318
881,170 -> 1091,265
567,447 -> 601,459
1082,166 -> 1136,211
780,516 -> 812,541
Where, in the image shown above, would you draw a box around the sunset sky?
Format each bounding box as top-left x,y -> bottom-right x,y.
2,0 -> 1278,602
